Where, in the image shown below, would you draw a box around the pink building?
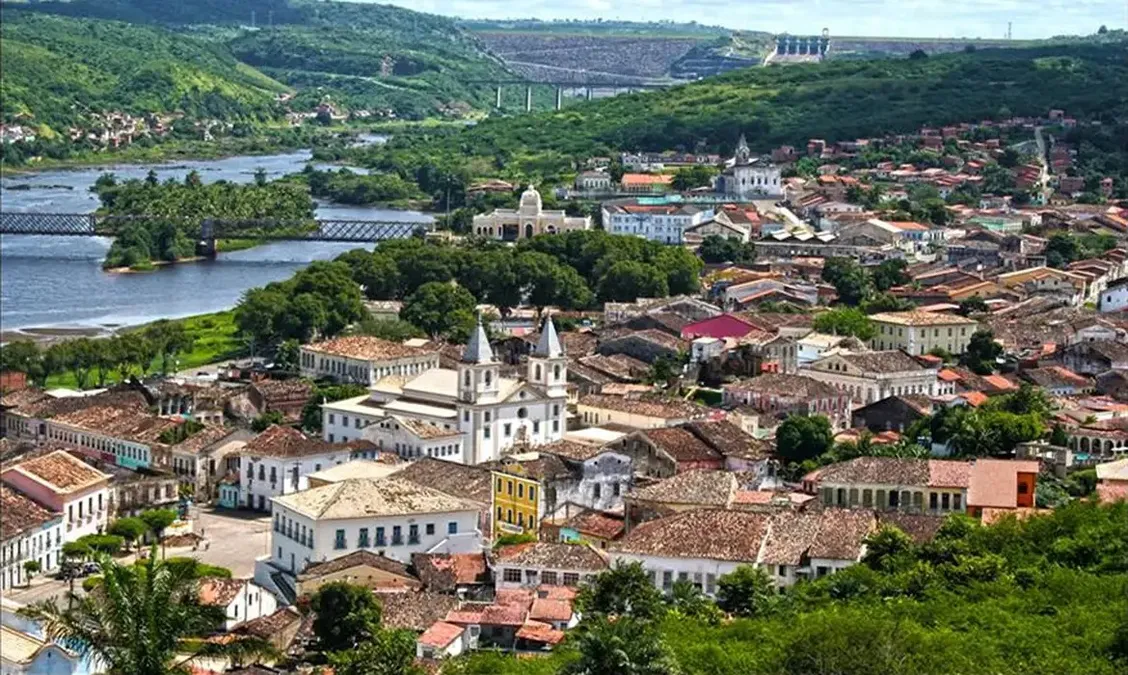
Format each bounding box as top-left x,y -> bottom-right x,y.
1,450 -> 111,542
681,314 -> 758,341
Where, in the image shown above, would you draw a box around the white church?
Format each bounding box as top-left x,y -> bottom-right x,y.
715,134 -> 783,199
321,316 -> 569,465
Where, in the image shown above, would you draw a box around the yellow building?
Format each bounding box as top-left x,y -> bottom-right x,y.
869,310 -> 979,356
491,467 -> 542,539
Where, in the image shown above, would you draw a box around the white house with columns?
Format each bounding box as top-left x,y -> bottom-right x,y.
801,350 -> 939,405
321,316 -> 570,465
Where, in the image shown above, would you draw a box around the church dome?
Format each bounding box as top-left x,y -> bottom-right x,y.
519,185 -> 543,214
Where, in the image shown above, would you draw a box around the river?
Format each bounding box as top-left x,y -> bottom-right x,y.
0,144 -> 433,334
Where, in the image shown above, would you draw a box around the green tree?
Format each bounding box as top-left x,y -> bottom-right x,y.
336,249 -> 401,301
597,260 -> 668,303
106,517 -> 149,551
961,329 -> 1003,375
139,508 -> 178,558
328,628 -> 423,675
21,552 -> 275,674
355,318 -> 424,342
1049,423 -> 1070,447
821,257 -> 872,306
563,616 -> 680,675
400,281 -> 477,338
813,308 -> 875,340
667,580 -> 722,624
0,340 -> 40,375
576,561 -> 665,621
670,165 -> 716,191
252,410 -> 284,432
310,581 -> 383,652
23,560 -> 41,585
775,414 -> 834,464
871,259 -> 910,292
715,565 -> 776,618
275,339 -> 301,372
142,320 -> 195,375
957,295 -> 989,316
861,525 -> 915,572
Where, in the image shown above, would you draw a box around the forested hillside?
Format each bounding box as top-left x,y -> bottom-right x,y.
346,42 -> 1128,192
13,0 -> 513,120
0,10 -> 287,129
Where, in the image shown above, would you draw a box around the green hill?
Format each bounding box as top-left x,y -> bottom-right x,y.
15,0 -> 513,119
0,10 -> 287,129
365,41 -> 1128,179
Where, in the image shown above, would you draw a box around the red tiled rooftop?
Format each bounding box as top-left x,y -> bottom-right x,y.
6,450 -> 108,492
418,621 -> 464,649
529,598 -> 573,623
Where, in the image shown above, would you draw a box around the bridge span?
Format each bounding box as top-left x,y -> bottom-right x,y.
0,212 -> 424,256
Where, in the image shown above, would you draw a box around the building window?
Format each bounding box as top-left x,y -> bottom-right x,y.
941,493 -> 951,510
448,522 -> 458,535
593,483 -> 601,500
334,529 -> 346,549
358,528 -> 370,548
507,481 -> 513,495
529,486 -> 536,501
930,493 -> 938,510
328,414 -> 335,425
563,572 -> 580,586
503,568 -> 522,582
504,424 -> 512,437
518,483 -> 524,498
426,523 -> 435,536
408,524 -> 419,545
376,527 -> 386,547
661,571 -> 673,590
392,526 -> 403,545
953,493 -> 962,510
542,571 -> 558,585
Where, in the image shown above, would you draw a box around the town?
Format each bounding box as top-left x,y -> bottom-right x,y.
1,99 -> 1126,673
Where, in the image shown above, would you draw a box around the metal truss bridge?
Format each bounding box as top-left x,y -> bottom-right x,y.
0,212 -> 424,254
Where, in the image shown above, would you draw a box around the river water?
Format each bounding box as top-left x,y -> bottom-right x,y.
0,145 -> 433,333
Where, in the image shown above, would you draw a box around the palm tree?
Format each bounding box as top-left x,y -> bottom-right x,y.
563,616 -> 680,675
21,550 -> 275,675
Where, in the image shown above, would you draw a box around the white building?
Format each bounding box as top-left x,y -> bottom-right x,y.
1099,278 -> 1128,313
238,426 -> 359,512
609,508 -> 874,594
265,477 -> 482,576
715,135 -> 782,199
198,577 -> 279,632
361,416 -> 466,463
322,316 -> 570,465
299,336 -> 439,387
472,186 -> 590,241
493,541 -> 608,590
1,451 -> 111,544
1,598 -> 82,675
802,350 -> 939,405
0,486 -> 63,592
602,200 -> 714,245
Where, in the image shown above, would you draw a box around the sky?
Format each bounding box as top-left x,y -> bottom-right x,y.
377,0 -> 1126,39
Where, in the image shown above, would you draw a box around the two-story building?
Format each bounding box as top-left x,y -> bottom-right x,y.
602,200 -> 714,245
492,542 -> 608,590
869,311 -> 979,356
802,350 -> 939,405
1,450 -> 111,543
1,485 -> 63,591
238,425 -> 361,512
299,336 -> 440,387
721,374 -> 852,427
264,477 -> 482,577
575,395 -> 711,430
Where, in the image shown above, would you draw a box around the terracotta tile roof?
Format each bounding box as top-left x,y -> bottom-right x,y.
577,394 -> 710,421
418,621 -> 464,649
928,460 -> 973,488
876,512 -> 947,544
5,450 -> 109,492
806,510 -> 877,560
1022,366 -> 1091,389
686,420 -> 770,461
516,620 -> 566,645
982,374 -> 1018,391
967,459 -> 1039,509
536,439 -> 610,463
0,485 -> 59,540
494,542 -> 608,572
559,510 -> 625,541
1096,482 -> 1128,503
236,607 -> 302,640
810,457 -> 930,486
396,417 -> 462,440
250,379 -> 312,401
198,577 -> 244,607
577,354 -> 649,381
529,598 -> 573,623
411,553 -> 489,591
836,350 -> 927,374
52,404 -> 179,445
629,470 -> 737,507
396,458 -> 493,505
303,336 -> 436,361
724,373 -> 841,400
480,602 -> 528,626
640,427 -> 722,464
380,592 -> 459,632
620,173 -> 674,186
961,391 -> 989,407
169,426 -> 236,456
274,477 -> 480,520
612,509 -> 771,562
241,425 -> 349,459
869,310 -> 977,327
298,550 -> 417,584
536,585 -> 578,601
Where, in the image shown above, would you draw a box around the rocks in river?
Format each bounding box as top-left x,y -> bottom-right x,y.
5,183 -> 73,190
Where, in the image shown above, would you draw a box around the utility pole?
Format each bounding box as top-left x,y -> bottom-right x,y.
1007,21 -> 1012,40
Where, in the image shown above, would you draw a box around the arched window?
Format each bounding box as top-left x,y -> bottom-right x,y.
517,407 -> 527,419
525,223 -> 534,239
485,371 -> 492,386
553,365 -> 561,380
535,365 -> 542,381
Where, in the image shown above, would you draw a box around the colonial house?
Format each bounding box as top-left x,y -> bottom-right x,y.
472,186 -> 590,241
296,550 -> 422,597
198,577 -> 279,631
802,350 -> 939,405
43,402 -> 178,472
169,427 -> 255,500
1059,340 -> 1128,376
238,425 -> 359,512
298,336 -> 439,386
850,395 -> 935,434
575,395 -> 711,430
611,428 -> 724,476
1,485 -> 63,591
535,440 -> 635,513
721,374 -> 851,427
260,477 -> 482,587
602,200 -> 714,245
1,451 -> 111,543
803,456 -> 1039,519
868,311 -> 979,356
715,135 -> 783,199
492,542 -> 608,590
322,317 -> 570,465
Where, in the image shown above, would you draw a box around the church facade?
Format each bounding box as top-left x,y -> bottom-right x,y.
472,185 -> 591,241
715,135 -> 783,200
322,317 -> 570,465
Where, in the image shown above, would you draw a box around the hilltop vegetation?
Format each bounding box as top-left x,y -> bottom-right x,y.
13,0 -> 513,122
338,42 -> 1128,193
0,10 -> 286,129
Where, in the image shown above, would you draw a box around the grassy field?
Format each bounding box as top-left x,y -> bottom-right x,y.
43,311 -> 244,389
